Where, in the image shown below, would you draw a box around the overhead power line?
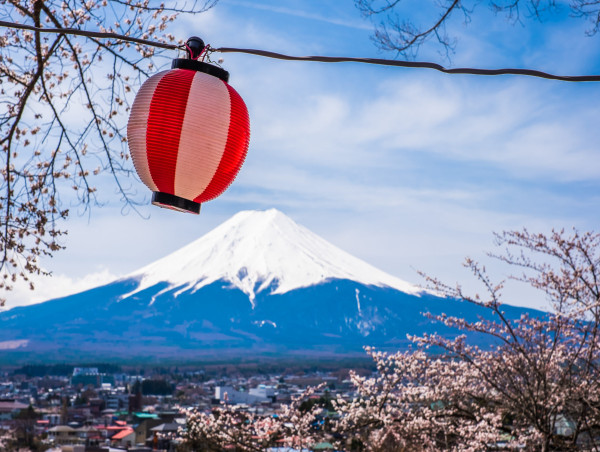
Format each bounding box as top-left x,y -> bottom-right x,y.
215,47 -> 600,82
1,20 -> 599,82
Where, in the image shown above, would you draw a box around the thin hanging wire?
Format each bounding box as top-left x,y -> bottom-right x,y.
1,20 -> 599,82
213,47 -> 600,82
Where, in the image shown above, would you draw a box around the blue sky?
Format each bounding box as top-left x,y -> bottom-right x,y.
6,0 -> 600,310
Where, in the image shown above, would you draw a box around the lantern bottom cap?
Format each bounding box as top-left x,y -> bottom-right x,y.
151,192 -> 201,215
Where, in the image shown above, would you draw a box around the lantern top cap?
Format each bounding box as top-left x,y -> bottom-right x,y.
185,36 -> 205,60
171,58 -> 230,82
172,36 -> 230,82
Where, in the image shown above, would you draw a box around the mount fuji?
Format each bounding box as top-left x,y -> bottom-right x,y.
124,209 -> 420,306
0,209 -> 536,363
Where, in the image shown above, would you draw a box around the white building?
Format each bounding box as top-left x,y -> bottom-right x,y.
215,385 -> 276,405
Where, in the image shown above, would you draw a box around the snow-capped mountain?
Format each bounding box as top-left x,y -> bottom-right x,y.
0,209 -> 539,363
123,208 -> 420,306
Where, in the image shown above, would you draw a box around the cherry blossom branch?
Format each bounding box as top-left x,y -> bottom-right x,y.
0,19 -> 181,50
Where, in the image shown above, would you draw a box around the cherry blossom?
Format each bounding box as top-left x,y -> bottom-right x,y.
183,229 -> 600,451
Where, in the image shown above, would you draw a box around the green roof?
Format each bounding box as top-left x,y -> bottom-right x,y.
134,412 -> 159,419
312,442 -> 334,450
113,411 -> 159,419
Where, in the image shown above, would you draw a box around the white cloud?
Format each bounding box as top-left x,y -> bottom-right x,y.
238,62 -> 600,184
224,0 -> 372,31
3,268 -> 119,311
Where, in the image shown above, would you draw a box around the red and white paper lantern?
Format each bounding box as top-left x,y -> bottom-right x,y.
127,49 -> 250,214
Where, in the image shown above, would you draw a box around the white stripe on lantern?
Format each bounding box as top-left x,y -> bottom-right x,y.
173,72 -> 232,201
127,70 -> 170,192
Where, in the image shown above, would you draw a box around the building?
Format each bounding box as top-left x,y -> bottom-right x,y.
0,399 -> 28,420
47,425 -> 79,445
71,368 -> 116,388
215,385 -> 276,405
71,368 -> 101,388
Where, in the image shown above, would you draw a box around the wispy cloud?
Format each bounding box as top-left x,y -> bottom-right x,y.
223,0 -> 372,31
240,58 -> 600,184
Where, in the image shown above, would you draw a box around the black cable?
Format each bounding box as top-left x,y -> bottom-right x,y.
1,20 -> 599,82
215,47 -> 600,82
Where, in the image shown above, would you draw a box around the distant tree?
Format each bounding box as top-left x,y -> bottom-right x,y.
0,0 -> 217,303
132,377 -> 174,395
73,392 -> 87,406
9,405 -> 41,451
14,362 -> 121,376
131,379 -> 140,394
14,363 -> 72,377
299,390 -> 335,413
355,0 -> 600,58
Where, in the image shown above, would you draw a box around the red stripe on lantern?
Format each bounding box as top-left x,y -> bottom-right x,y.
146,69 -> 196,193
195,82 -> 250,203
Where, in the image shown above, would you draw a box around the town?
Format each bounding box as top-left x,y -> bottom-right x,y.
0,362 -> 365,451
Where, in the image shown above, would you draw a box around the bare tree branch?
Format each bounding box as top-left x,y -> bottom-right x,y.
0,0 -> 217,303
356,0 -> 600,58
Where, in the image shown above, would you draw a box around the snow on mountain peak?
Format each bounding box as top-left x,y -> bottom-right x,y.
122,209 -> 421,305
